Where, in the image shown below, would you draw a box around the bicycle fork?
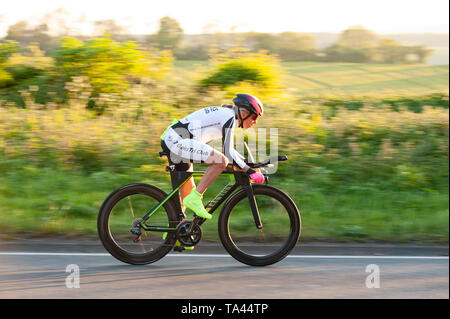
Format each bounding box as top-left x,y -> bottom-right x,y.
235,171 -> 263,230
245,184 -> 263,229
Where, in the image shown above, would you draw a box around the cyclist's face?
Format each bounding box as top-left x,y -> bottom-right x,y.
241,111 -> 258,129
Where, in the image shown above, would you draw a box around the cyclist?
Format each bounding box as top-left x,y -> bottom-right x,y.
160,93 -> 265,220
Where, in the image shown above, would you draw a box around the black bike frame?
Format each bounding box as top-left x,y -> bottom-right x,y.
139,167 -> 262,232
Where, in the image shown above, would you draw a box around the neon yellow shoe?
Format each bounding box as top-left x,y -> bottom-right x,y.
162,233 -> 194,250
183,189 -> 212,220
174,240 -> 195,250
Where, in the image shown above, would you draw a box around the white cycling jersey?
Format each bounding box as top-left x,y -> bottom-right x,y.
161,106 -> 246,168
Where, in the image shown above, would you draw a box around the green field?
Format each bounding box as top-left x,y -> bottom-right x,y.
282,63 -> 449,95
173,61 -> 449,96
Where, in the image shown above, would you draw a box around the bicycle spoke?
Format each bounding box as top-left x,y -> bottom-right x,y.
127,196 -> 135,219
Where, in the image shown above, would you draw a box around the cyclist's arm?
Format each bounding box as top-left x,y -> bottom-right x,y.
222,116 -> 247,170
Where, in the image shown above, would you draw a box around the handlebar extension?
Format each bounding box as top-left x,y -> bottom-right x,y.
248,155 -> 288,168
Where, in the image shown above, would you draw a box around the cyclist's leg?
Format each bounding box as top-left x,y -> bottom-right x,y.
180,163 -> 194,212
163,132 -> 216,219
182,150 -> 228,219
196,149 -> 229,194
166,137 -> 228,195
181,150 -> 228,219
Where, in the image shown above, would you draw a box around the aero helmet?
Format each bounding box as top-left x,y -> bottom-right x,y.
232,93 -> 264,117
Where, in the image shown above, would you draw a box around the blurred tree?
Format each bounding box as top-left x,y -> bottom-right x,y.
0,41 -> 20,64
53,36 -> 173,111
322,44 -> 368,62
376,39 -> 409,63
274,32 -> 316,61
245,32 -> 278,53
276,32 -> 316,50
338,25 -> 378,49
93,19 -> 129,37
5,20 -> 53,52
0,41 -> 20,88
410,45 -> 434,64
199,48 -> 283,100
322,26 -> 431,63
156,16 -> 184,51
5,43 -> 53,81
5,21 -> 29,42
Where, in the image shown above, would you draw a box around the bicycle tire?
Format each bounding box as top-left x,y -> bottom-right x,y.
218,184 -> 301,266
97,183 -> 179,265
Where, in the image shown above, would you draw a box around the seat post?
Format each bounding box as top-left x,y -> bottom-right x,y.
160,150 -> 191,219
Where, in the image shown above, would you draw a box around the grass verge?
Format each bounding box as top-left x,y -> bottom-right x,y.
0,166 -> 447,244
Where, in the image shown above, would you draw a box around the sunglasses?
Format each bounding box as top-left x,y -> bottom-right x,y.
240,109 -> 258,122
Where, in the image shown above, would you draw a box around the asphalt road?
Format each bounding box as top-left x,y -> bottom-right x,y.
0,239 -> 448,299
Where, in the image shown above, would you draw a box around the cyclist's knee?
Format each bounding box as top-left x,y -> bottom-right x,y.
207,151 -> 228,168
220,156 -> 229,168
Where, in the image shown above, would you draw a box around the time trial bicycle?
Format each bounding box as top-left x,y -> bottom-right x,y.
97,151 -> 301,266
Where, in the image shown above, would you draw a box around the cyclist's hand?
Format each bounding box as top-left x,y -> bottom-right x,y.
249,172 -> 265,184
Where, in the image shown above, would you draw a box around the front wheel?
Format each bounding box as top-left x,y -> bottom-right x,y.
218,185 -> 301,266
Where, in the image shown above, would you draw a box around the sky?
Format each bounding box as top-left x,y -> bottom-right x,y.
0,0 -> 448,36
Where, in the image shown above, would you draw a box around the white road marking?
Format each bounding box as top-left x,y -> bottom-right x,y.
0,252 -> 447,260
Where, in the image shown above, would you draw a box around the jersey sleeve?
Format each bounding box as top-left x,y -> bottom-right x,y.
222,116 -> 247,169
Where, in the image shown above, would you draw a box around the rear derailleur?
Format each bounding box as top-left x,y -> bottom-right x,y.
130,218 -> 143,243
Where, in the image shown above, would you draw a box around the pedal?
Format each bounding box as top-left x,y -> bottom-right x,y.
173,240 -> 195,252
173,246 -> 195,252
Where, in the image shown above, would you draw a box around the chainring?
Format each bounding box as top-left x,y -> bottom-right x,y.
176,220 -> 202,247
